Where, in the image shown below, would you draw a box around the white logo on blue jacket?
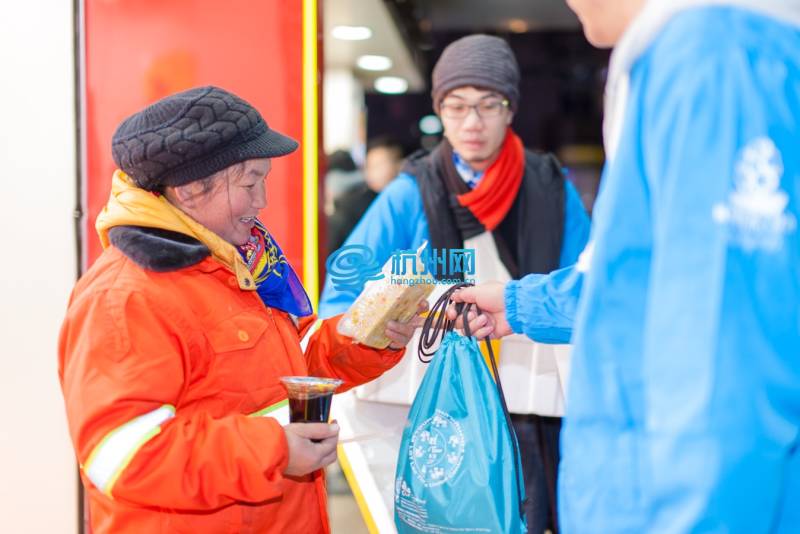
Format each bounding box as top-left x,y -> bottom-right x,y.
713,137 -> 796,252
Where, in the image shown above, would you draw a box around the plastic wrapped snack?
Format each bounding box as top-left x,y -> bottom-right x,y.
338,244 -> 435,349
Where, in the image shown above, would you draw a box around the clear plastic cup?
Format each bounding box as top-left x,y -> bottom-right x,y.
280,376 -> 343,423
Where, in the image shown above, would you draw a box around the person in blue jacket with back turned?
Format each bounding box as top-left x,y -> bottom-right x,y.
320,34 -> 591,533
452,1 -> 800,532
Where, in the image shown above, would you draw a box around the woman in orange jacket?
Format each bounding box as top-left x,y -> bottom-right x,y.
59,86 -> 422,533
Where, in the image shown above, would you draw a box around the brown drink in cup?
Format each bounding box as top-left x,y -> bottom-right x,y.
280,377 -> 343,423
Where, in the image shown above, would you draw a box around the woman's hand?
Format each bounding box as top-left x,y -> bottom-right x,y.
283,422 -> 340,477
384,300 -> 429,350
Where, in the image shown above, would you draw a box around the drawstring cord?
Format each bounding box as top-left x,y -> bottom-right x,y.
416,283 -> 527,522
417,284 -> 467,363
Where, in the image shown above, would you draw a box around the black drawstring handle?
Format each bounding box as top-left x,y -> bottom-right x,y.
416,283 -> 527,522
417,284 -> 467,363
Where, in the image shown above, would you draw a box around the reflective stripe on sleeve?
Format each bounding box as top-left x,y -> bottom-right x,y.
83,404 -> 175,497
249,399 -> 290,426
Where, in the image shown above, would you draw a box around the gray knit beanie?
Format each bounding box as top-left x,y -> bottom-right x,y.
112,86 -> 298,191
431,34 -> 520,112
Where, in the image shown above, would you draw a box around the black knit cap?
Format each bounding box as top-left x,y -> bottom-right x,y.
112,86 -> 298,191
431,34 -> 520,112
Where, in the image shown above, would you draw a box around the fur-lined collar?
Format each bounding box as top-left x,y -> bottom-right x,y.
108,225 -> 210,272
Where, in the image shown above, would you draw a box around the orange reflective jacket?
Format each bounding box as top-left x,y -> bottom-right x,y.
58,173 -> 404,533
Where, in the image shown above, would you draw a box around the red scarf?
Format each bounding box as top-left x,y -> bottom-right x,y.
456,130 -> 524,231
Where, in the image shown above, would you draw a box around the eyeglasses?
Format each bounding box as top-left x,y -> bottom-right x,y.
439,99 -> 510,120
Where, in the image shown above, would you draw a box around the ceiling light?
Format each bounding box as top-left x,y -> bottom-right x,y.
374,76 -> 408,94
508,19 -> 529,33
331,25 -> 372,41
419,115 -> 442,135
357,55 -> 393,71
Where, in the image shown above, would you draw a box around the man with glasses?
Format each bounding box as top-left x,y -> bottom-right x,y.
319,34 -> 590,533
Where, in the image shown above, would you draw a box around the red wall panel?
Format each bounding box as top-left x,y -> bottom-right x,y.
83,0 -> 307,275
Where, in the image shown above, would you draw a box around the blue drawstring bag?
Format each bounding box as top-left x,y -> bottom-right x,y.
394,285 -> 527,533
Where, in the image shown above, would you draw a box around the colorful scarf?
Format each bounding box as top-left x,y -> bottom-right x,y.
237,219 -> 313,317
406,129 -> 564,281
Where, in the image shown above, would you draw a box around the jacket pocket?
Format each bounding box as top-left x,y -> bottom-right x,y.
206,312 -> 268,353
203,311 -> 272,393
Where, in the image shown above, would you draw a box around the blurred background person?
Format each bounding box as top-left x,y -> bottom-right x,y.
323,149 -> 363,217
364,136 -> 405,193
327,136 -> 405,254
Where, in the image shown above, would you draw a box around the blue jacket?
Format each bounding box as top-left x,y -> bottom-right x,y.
319,169 -> 590,317
506,7 -> 800,532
